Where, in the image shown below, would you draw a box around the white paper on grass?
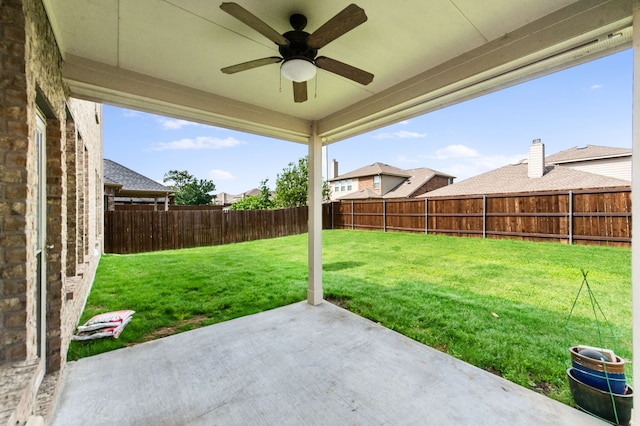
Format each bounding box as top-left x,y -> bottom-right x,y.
72,310 -> 135,341
82,310 -> 135,327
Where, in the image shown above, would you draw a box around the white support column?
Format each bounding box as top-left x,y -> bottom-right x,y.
632,1 -> 640,406
307,122 -> 323,305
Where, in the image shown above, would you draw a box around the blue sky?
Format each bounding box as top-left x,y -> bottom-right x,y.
104,49 -> 632,195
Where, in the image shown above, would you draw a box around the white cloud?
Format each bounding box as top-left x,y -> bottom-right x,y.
123,110 -> 143,118
420,145 -> 525,180
149,136 -> 246,151
398,120 -> 410,125
427,144 -> 480,160
396,154 -> 419,164
438,153 -> 526,181
157,118 -> 202,130
590,84 -> 604,90
373,130 -> 427,140
209,169 -> 235,180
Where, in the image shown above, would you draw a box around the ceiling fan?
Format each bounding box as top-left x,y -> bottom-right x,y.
220,2 -> 374,103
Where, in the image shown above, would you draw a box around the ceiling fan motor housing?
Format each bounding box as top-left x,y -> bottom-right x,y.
279,14 -> 317,62
220,3 -> 373,102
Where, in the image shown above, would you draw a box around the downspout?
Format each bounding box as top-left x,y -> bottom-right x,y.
307,122 -> 323,305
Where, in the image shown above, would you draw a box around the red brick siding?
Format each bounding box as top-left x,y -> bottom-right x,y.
358,176 -> 380,194
412,175 -> 452,197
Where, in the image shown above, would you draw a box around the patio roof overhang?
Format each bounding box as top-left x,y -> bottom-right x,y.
45,0 -> 632,144
41,0 -> 639,414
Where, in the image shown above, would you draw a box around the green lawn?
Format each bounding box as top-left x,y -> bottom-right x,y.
68,230 -> 632,405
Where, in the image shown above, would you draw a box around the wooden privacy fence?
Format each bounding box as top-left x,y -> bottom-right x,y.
104,206 -> 310,254
328,187 -> 631,246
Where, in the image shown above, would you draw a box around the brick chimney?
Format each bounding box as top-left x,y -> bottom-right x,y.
331,159 -> 339,179
528,139 -> 545,178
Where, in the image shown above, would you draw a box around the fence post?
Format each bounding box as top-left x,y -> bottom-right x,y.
331,202 -> 334,230
425,198 -> 428,235
351,200 -> 354,230
383,200 -> 387,232
483,195 -> 487,239
569,190 -> 573,245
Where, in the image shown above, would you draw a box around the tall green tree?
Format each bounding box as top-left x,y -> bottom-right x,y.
163,169 -> 216,205
274,157 -> 329,208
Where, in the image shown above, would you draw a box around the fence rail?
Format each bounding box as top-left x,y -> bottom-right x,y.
329,187 -> 631,247
104,206 -> 310,254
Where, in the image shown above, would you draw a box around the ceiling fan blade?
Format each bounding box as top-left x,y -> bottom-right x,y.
307,4 -> 367,49
221,57 -> 282,74
315,56 -> 373,85
220,2 -> 289,47
293,81 -> 307,103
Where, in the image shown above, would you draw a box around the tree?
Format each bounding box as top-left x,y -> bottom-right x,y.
163,169 -> 216,205
228,179 -> 274,210
274,157 -> 329,208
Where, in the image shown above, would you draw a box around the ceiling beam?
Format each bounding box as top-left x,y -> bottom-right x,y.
63,55 -> 312,143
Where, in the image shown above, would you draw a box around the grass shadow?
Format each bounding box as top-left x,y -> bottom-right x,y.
323,261 -> 365,271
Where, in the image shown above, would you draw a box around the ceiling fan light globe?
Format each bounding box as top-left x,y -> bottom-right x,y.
281,58 -> 316,82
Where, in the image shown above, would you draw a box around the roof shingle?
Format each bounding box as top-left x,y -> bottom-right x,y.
331,162 -> 410,180
545,145 -> 631,164
104,159 -> 172,194
424,163 -> 629,197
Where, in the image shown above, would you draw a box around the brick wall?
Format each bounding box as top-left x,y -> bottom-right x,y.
358,176 -> 376,192
412,175 -> 452,197
65,120 -> 78,277
425,175 -> 451,192
0,0 -> 103,422
59,99 -> 102,375
1,0 -> 32,366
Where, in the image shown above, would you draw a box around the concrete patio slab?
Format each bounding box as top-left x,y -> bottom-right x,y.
49,301 -> 604,425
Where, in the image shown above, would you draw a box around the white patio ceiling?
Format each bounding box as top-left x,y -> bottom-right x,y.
43,0 -> 632,144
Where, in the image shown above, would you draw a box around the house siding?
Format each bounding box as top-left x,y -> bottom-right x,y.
413,175 -> 451,197
426,175 -> 451,192
330,177 -> 360,200
0,0 -> 103,423
560,157 -> 631,182
359,176 -> 377,193
381,175 -> 405,195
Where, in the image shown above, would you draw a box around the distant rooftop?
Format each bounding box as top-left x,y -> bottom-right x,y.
331,162 -> 411,181
425,163 -> 629,197
545,145 -> 631,164
104,159 -> 172,195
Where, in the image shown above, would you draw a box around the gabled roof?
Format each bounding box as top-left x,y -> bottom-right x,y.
241,188 -> 261,197
385,167 -> 454,199
331,162 -> 410,181
423,163 -> 630,197
336,166 -> 454,200
104,159 -> 173,195
545,145 -> 632,164
103,175 -> 122,188
337,188 -> 382,200
218,188 -> 262,199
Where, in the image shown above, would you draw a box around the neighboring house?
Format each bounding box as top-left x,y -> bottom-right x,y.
425,140 -> 631,197
215,188 -> 273,206
545,144 -> 631,181
103,159 -> 174,211
0,3 -> 103,424
215,190 -> 257,206
329,161 -> 454,200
